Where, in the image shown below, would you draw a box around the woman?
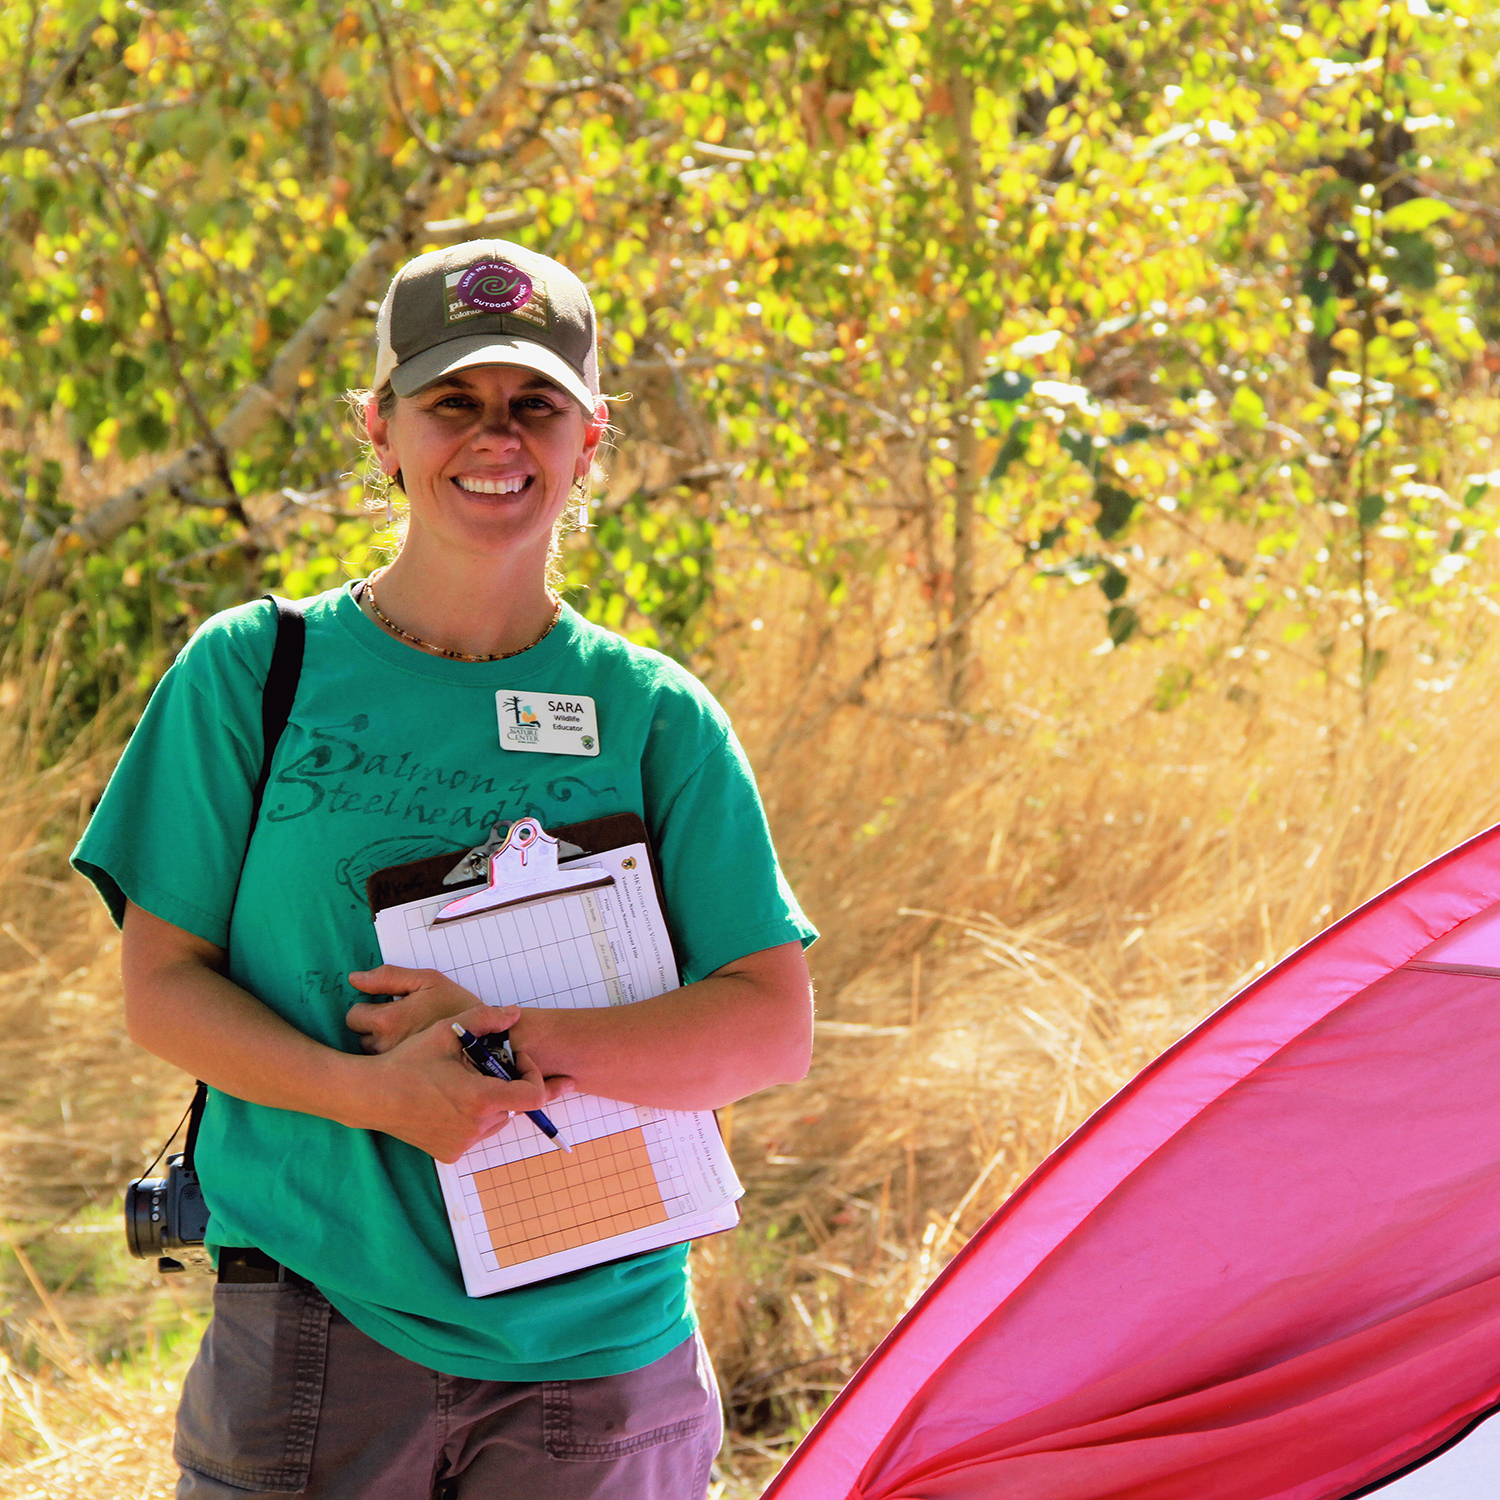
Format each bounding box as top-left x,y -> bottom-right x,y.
73,240 -> 817,1499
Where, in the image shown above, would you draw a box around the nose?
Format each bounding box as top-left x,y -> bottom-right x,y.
471,404 -> 522,448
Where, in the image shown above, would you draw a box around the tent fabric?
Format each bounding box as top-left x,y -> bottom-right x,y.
763,822 -> 1500,1500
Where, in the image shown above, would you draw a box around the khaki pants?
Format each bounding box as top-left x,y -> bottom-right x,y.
174,1280 -> 722,1499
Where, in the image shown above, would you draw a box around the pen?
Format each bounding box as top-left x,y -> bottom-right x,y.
451,1024 -> 572,1153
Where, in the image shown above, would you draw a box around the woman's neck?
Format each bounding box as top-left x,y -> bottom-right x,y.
361,538 -> 559,660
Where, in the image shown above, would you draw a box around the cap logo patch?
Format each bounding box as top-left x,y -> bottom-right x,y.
456,261 -> 533,314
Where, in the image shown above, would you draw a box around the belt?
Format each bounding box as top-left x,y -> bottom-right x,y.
217,1246 -> 311,1286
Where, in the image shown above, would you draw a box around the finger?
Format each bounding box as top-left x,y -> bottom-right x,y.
348,965 -> 431,996
508,1048 -> 572,1104
510,1045 -> 544,1084
454,1003 -> 521,1039
469,1071 -> 549,1113
344,1001 -> 387,1034
540,1074 -> 574,1104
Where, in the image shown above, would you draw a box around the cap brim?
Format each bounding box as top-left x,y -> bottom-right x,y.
390,334 -> 594,412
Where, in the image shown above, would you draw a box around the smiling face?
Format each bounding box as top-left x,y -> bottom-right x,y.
365,364 -> 601,568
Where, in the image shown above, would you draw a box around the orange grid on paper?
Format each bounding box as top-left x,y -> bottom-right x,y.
472,1126 -> 671,1268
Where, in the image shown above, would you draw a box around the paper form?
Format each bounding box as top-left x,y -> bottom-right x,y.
374,843 -> 743,1296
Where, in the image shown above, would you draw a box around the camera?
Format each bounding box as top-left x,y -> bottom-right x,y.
125,1152 -> 210,1272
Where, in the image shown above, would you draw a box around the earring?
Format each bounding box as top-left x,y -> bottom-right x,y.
573,476 -> 591,528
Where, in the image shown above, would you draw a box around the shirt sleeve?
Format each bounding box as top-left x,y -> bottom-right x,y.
71,603 -> 275,946
643,710 -> 817,986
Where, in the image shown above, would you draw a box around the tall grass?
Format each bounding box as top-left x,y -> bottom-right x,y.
5,520 -> 1500,1494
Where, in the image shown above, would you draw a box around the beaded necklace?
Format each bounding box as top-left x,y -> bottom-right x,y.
362,572 -> 561,663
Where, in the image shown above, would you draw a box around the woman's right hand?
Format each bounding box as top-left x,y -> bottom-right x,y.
350,1003 -> 573,1162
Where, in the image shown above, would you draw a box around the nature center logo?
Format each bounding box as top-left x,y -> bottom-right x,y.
502,694 -> 541,745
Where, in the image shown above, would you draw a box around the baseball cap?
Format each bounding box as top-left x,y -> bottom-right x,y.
372,240 -> 599,412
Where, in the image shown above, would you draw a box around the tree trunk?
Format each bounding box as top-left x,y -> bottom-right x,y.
934,0 -> 983,734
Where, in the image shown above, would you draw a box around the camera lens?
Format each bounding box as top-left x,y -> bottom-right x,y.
125,1175 -> 166,1260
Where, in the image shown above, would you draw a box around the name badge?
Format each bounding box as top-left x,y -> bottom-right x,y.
496,691 -> 600,756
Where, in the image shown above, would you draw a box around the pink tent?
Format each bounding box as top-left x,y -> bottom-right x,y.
764,824 -> 1500,1500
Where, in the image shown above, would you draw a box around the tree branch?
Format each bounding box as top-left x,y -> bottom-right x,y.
6,8 -> 98,146
1,98 -> 199,153
619,355 -> 917,438
78,144 -> 236,499
369,0 -> 555,166
16,14 -> 545,584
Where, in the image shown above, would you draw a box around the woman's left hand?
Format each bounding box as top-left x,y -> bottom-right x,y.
346,965 -> 481,1054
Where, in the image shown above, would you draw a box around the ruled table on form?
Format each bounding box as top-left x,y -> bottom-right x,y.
374,843 -> 742,1294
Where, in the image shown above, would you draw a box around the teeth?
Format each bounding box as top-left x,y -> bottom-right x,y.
455,476 -> 528,495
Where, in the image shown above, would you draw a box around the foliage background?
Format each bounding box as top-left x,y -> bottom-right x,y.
2,0 -> 1500,1492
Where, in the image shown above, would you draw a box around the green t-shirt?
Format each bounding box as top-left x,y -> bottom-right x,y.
73,585 -> 815,1380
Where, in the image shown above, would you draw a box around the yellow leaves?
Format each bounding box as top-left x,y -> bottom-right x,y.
267,99 -> 304,131
251,318 -> 271,355
123,19 -> 190,74
722,220 -> 754,259
998,169 -> 1030,205
333,9 -> 362,41
320,62 -> 350,100
38,325 -> 61,347
785,312 -> 815,347
653,65 -> 679,89
690,69 -> 711,93
379,115 -> 407,158
411,59 -> 442,115
122,35 -> 152,73
1229,385 -> 1267,429
1329,327 -> 1362,354
1049,42 -> 1079,81
702,116 -> 727,144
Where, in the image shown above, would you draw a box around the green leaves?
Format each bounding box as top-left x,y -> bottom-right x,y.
1384,230 -> 1439,292
1358,492 -> 1387,529
1381,198 -> 1452,233
1093,485 -> 1137,542
2,0 -> 1498,728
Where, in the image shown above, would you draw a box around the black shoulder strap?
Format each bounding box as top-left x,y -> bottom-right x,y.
249,594 -> 308,832
184,594 -> 308,1175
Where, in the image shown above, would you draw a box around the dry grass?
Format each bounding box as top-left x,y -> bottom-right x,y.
692,541 -> 1500,1477
7,530 -> 1500,1494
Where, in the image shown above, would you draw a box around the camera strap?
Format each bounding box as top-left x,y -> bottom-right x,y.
181,593 -> 309,1175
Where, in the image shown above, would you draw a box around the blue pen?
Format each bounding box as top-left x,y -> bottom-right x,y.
452,1024 -> 572,1153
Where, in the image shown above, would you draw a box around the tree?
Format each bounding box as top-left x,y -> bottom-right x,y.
2,0 -> 1497,759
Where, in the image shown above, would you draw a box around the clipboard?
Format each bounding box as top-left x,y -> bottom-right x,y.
366,815 -> 744,1298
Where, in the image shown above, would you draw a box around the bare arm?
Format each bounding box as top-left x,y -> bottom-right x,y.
120,901 -> 564,1162
347,941 -> 815,1111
